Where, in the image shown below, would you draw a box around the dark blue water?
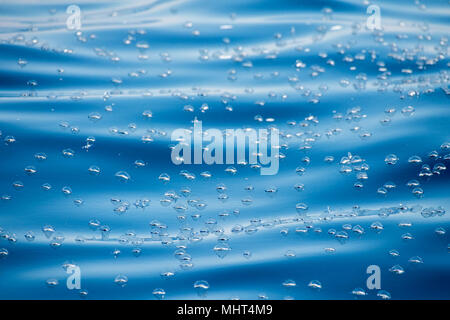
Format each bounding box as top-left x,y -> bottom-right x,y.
0,0 -> 449,300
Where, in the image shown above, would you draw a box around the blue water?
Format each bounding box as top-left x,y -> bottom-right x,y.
0,0 -> 449,300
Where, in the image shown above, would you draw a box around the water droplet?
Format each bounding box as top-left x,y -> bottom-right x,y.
258,293 -> 269,300
62,148 -> 75,158
401,105 -> 415,116
282,279 -> 296,288
194,280 -> 210,297
4,136 -> 16,144
88,165 -> 101,175
115,171 -> 131,182
308,280 -> 322,290
295,203 -> 308,214
408,256 -> 423,264
401,232 -> 414,240
389,264 -> 405,275
295,166 -> 306,176
24,231 -> 35,241
46,279 -> 59,287
153,288 -> 166,300
159,173 -> 170,183
398,221 -> 412,228
225,166 -> 237,175
377,290 -> 391,300
324,247 -> 336,253
88,112 -> 102,122
383,181 -> 396,190
114,274 -> 128,287
241,197 -> 253,206
24,165 -> 37,175
408,155 -> 422,164
62,186 -> 72,195
161,271 -> 175,279
351,288 -> 367,296
352,225 -> 364,235
41,183 -> 52,191
385,154 -> 399,165
142,110 -> 153,119
42,225 -> 55,238
335,231 -> 349,241
34,152 -> 47,161
79,289 -> 88,298
0,248 -> 8,259
389,249 -> 400,257
200,171 -> 212,179
406,179 -> 420,187
285,250 -> 296,258
214,243 -> 231,259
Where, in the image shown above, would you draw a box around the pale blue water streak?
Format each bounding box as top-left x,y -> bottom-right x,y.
0,0 -> 449,299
